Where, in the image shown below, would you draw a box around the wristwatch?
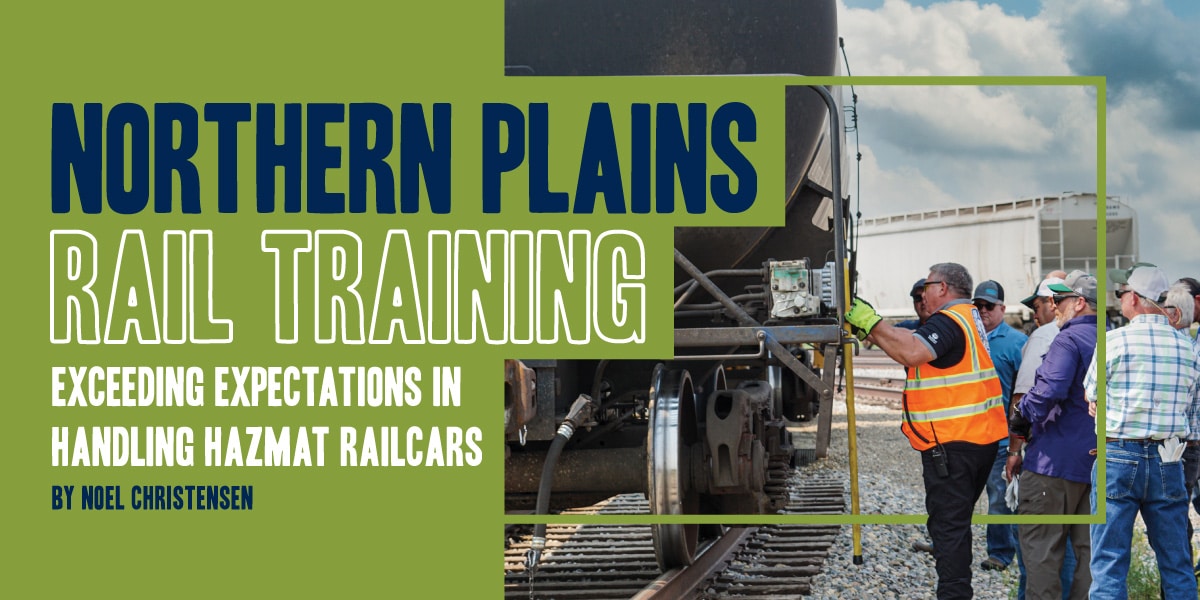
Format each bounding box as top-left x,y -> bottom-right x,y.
1006,450 -> 1020,457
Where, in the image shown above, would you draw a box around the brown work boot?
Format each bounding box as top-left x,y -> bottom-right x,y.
980,556 -> 1008,571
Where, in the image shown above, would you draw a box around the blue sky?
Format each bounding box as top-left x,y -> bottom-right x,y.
839,0 -> 1200,284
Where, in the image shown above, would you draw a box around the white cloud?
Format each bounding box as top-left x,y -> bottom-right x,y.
1105,88 -> 1200,279
836,0 -> 1200,281
1043,0 -> 1200,130
1147,210 -> 1200,279
842,0 -> 1069,76
853,144 -> 960,213
861,86 -> 1055,155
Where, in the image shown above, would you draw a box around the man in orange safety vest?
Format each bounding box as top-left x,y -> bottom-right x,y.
846,262 -> 1007,600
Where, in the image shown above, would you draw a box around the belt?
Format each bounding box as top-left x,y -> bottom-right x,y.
1106,437 -> 1200,447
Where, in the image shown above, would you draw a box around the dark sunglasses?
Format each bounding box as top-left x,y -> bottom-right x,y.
973,301 -> 996,311
923,280 -> 945,289
1052,294 -> 1081,304
1115,288 -> 1165,304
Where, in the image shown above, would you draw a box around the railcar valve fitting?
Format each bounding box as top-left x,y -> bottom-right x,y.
525,536 -> 546,572
559,394 -> 598,437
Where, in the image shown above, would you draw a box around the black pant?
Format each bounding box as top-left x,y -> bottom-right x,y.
922,441 -> 998,600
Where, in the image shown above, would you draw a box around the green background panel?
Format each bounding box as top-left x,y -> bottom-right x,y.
4,3 -> 785,597
2,3 -> 1107,596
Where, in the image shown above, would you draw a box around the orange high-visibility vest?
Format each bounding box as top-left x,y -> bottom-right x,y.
901,302 -> 1007,451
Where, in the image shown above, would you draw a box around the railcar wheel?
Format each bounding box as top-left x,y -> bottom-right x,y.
648,365 -> 700,570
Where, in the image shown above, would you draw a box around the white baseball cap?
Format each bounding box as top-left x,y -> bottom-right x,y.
1126,266 -> 1170,302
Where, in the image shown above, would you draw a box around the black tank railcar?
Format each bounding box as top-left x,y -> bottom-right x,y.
503,0 -> 852,570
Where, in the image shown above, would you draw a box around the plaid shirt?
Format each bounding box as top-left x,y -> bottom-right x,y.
1084,313 -> 1200,440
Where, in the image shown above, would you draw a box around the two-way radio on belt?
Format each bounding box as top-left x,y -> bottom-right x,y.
902,387 -> 950,478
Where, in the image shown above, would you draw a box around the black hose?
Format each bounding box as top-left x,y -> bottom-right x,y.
525,394 -> 596,572
526,430 -> 569,571
536,435 -> 569,519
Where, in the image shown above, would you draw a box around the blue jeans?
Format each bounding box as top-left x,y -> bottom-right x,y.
1089,440 -> 1194,600
986,448 -> 1018,564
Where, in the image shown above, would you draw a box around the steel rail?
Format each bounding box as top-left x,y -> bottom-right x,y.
630,527 -> 756,600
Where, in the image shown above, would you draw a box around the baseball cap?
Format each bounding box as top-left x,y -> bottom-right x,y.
1126,265 -> 1170,302
1020,276 -> 1065,309
972,280 -> 1004,304
909,278 -> 926,300
1109,261 -> 1157,285
1047,270 -> 1098,303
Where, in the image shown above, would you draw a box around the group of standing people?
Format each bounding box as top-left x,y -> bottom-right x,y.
844,262 -> 1200,599
1087,268 -> 1200,599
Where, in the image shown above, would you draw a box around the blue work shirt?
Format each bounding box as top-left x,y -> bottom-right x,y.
987,321 -> 1026,410
1019,314 -> 1098,484
987,321 -> 1027,450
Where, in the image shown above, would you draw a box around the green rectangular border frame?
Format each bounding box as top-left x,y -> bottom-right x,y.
505,75 -> 1108,527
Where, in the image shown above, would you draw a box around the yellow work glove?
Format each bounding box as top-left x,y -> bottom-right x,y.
845,297 -> 882,339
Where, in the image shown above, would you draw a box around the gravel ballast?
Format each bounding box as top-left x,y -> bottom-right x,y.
802,399 -> 1028,600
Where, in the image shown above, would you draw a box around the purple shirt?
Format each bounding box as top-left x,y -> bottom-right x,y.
1018,314 -> 1098,484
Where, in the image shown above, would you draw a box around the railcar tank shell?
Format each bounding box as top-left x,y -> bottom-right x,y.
504,3 -> 848,572
504,0 -> 842,276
